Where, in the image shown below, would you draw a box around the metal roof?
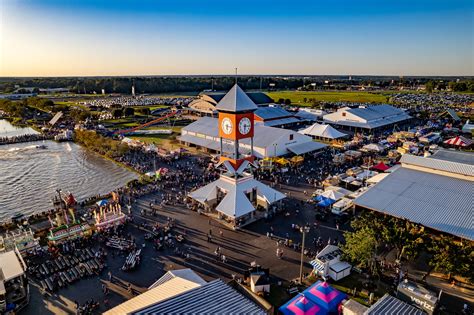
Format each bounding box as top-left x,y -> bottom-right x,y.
148,269 -> 206,289
429,149 -> 474,166
134,279 -> 267,315
324,105 -> 411,129
203,91 -> 273,105
354,167 -> 474,240
215,84 -> 258,112
365,294 -> 425,315
262,117 -> 301,127
104,277 -> 202,315
400,154 -> 474,176
254,107 -> 293,120
216,188 -> 256,218
287,141 -> 327,155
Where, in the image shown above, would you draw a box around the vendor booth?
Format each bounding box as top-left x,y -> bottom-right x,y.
309,245 -> 351,281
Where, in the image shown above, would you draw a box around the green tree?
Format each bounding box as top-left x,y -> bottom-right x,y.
342,227 -> 378,272
123,107 -> 135,117
112,108 -> 123,118
425,81 -> 434,93
284,99 -> 292,105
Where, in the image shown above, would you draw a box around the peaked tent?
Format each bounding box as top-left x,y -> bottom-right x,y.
279,281 -> 346,315
444,136 -> 473,147
280,294 -> 325,315
320,190 -> 345,201
304,281 -> 347,312
299,123 -> 347,139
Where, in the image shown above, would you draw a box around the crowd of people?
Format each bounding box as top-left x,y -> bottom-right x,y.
83,96 -> 194,108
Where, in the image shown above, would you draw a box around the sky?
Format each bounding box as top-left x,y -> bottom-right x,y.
0,0 -> 473,76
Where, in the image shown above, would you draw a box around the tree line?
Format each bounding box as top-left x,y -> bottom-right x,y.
73,129 -> 129,158
2,76 -> 472,94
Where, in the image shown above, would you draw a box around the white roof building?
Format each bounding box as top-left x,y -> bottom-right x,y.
0,250 -> 26,282
299,123 -> 348,139
323,105 -> 411,130
180,117 -> 326,157
189,172 -> 286,226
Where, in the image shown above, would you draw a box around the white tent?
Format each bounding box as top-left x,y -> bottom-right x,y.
320,190 -> 345,201
298,123 -> 347,139
362,143 -> 385,152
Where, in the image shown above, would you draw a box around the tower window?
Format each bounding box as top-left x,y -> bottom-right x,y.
289,134 -> 294,141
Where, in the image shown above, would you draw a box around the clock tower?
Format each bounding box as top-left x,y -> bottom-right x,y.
216,84 -> 257,171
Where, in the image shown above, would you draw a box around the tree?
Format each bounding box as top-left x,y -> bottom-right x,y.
425,81 -> 434,93
123,107 -> 135,117
136,107 -> 150,115
284,99 -> 292,105
342,227 -> 378,273
277,98 -> 285,104
112,108 -> 123,118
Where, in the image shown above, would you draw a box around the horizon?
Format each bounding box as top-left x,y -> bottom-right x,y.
1,0 -> 473,77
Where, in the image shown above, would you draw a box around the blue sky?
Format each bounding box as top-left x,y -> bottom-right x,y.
1,0 -> 473,76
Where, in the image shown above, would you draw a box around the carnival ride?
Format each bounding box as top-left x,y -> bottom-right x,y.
113,110 -> 180,135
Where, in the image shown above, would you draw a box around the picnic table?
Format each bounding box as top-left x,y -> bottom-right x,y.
122,249 -> 142,271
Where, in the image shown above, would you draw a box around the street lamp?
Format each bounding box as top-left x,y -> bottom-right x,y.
299,225 -> 310,284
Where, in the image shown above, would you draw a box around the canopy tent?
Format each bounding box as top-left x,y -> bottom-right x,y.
287,141 -> 327,155
315,196 -> 335,207
96,200 -> 108,207
304,281 -> 347,312
371,162 -> 390,172
356,170 -> 378,181
275,157 -> 290,166
320,190 -> 345,201
280,294 -> 325,315
444,136 -> 473,147
299,123 -> 347,139
290,156 -> 305,165
362,143 -> 385,152
280,281 -> 346,315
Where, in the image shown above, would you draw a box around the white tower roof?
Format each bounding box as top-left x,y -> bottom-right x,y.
215,84 -> 258,113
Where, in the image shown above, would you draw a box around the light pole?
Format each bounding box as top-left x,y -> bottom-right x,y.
299,225 -> 310,284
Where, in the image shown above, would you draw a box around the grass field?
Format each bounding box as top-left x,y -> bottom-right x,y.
266,91 -> 390,106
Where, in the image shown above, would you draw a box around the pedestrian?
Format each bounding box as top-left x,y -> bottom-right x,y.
219,230 -> 223,237
209,228 -> 212,236
108,271 -> 112,281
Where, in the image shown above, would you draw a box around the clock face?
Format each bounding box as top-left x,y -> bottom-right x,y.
238,117 -> 251,135
221,117 -> 233,135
